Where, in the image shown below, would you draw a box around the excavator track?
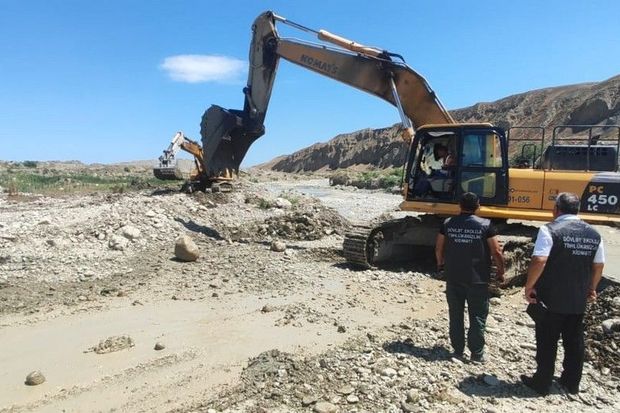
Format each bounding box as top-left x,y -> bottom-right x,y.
342,225 -> 375,268
343,216 -> 537,277
343,216 -> 441,269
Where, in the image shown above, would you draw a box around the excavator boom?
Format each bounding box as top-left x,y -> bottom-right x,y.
199,11 -> 454,183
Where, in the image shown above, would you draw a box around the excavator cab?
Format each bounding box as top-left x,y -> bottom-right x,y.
406,124 -> 509,206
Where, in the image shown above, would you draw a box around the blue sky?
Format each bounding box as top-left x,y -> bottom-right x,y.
1,0 -> 619,166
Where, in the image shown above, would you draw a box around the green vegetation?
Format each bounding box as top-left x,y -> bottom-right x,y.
0,168 -> 169,195
257,197 -> 273,209
279,191 -> 300,205
21,160 -> 38,168
329,167 -> 403,191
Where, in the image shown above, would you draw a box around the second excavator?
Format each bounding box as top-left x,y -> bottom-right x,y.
157,11 -> 620,268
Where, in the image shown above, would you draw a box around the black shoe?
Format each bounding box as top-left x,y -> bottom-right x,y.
451,351 -> 464,360
520,375 -> 549,396
470,353 -> 487,364
558,376 -> 579,395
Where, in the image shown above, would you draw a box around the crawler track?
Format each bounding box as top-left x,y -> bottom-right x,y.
342,225 -> 374,268
343,216 -> 441,268
343,216 -> 536,277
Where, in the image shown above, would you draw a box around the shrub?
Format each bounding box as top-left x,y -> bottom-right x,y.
331,167 -> 403,191
257,198 -> 273,209
329,171 -> 352,186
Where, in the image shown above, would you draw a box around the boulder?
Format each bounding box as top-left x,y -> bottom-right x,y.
274,197 -> 293,209
601,318 -> 620,335
108,234 -> 129,251
313,402 -> 337,413
271,240 -> 286,252
175,235 -> 200,262
25,370 -> 45,386
120,225 -> 141,240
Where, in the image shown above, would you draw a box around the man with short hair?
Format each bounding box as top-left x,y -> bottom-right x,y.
521,192 -> 605,396
435,192 -> 505,362
433,143 -> 455,169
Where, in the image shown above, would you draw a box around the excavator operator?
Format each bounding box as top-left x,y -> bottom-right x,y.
414,141 -> 456,198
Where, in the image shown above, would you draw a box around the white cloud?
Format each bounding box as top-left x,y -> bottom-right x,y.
160,54 -> 246,83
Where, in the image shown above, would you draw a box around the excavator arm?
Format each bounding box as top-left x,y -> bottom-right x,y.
200,11 -> 454,183
154,131 -> 204,181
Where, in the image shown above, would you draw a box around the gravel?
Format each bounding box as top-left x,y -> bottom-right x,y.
2,175 -> 619,412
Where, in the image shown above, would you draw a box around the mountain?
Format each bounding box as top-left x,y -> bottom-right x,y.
263,75 -> 620,172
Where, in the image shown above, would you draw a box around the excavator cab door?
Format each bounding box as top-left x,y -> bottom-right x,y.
456,127 -> 509,205
407,126 -> 509,206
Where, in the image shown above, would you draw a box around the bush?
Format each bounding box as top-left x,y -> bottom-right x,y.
279,192 -> 300,205
330,167 -> 403,191
257,198 -> 273,209
22,160 -> 38,168
329,171 -> 352,186
111,185 -> 125,194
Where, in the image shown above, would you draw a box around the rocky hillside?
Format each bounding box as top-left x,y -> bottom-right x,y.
264,75 -> 620,172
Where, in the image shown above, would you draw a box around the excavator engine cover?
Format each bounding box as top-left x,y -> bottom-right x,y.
200,105 -> 264,180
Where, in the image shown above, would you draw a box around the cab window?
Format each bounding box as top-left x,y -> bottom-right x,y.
461,171 -> 496,198
462,133 -> 503,168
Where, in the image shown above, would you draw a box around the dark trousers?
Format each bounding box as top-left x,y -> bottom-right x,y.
446,282 -> 489,356
533,311 -> 585,391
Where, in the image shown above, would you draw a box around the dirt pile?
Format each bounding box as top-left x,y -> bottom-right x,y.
0,181 -> 348,315
225,196 -> 350,242
585,285 -> 620,376
258,208 -> 350,241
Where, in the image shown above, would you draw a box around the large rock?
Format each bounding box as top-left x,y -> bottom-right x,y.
120,225 -> 141,240
274,197 -> 293,209
270,240 -> 287,252
175,235 -> 200,262
313,402 -> 337,413
601,318 -> 620,334
108,234 -> 129,251
25,370 -> 45,386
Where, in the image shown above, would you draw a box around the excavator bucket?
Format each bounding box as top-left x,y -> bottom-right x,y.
200,105 -> 265,180
153,166 -> 184,180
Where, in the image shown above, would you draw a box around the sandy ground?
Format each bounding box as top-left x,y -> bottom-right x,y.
1,177 -> 619,412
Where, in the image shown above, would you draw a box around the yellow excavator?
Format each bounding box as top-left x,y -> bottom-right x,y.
154,131 -> 233,192
157,11 -> 620,267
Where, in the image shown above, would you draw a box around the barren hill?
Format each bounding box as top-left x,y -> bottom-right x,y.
264,75 -> 620,172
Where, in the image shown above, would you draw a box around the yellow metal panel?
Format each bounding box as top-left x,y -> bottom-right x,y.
400,200 -> 620,225
417,123 -> 493,130
400,201 -> 460,216
507,168 -> 545,209
541,171 -> 595,210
